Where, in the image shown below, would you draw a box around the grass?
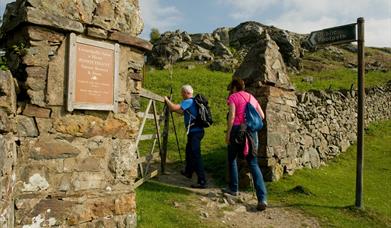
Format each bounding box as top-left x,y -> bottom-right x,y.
290,68 -> 391,92
136,62 -> 391,227
292,46 -> 391,92
136,181 -> 223,228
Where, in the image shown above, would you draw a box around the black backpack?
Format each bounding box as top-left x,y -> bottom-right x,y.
192,94 -> 213,128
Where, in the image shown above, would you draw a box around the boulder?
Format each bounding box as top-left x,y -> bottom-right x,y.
209,58 -> 238,73
229,21 -> 265,48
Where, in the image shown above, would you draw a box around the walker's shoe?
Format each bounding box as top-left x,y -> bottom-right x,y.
190,183 -> 207,189
221,188 -> 239,196
180,170 -> 192,179
257,202 -> 267,211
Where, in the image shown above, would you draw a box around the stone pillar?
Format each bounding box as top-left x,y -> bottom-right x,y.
0,0 -> 151,226
234,31 -> 296,182
255,86 -> 299,181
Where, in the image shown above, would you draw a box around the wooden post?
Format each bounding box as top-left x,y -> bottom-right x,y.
355,17 -> 365,209
161,104 -> 170,174
152,100 -> 164,174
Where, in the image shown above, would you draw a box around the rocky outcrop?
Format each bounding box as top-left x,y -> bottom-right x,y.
148,21 -> 305,72
0,0 -> 148,227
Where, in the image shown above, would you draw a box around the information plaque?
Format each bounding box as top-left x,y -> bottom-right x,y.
68,33 -> 120,112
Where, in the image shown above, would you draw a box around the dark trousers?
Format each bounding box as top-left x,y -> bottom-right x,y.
184,130 -> 206,185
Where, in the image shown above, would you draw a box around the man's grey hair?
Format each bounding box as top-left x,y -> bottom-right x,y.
181,85 -> 193,94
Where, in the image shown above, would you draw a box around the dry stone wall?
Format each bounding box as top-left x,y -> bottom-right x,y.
290,84 -> 391,171
0,0 -> 150,227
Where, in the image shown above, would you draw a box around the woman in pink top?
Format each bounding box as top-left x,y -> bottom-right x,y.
223,78 -> 268,211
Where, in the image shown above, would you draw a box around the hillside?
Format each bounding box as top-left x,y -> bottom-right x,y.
146,21 -> 391,91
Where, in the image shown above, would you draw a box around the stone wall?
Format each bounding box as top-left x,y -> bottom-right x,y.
251,83 -> 391,181
289,84 -> 391,171
0,0 -> 150,227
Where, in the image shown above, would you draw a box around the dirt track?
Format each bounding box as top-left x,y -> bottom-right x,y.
155,164 -> 320,228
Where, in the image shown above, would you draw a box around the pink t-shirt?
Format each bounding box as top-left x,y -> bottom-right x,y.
227,91 -> 260,126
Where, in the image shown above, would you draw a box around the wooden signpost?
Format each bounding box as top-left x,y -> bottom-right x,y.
308,18 -> 365,209
68,33 -> 120,112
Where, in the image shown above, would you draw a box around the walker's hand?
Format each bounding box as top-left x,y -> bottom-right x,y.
164,96 -> 169,103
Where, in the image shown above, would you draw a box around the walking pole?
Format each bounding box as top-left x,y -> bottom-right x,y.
167,57 -> 183,163
171,110 -> 183,162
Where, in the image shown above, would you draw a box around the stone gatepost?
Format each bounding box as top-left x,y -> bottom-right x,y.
0,0 -> 151,226
0,70 -> 17,227
234,32 -> 298,182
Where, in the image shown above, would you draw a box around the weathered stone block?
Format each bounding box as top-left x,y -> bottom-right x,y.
27,90 -> 46,107
115,193 -> 136,215
72,172 -> 106,191
129,72 -> 143,81
263,163 -> 283,181
0,133 -> 17,176
47,38 -> 66,106
26,26 -> 65,42
35,117 -> 53,135
87,26 -> 108,39
0,110 -> 15,133
308,148 -> 320,168
273,145 -> 287,159
118,102 -> 129,113
90,146 -> 108,158
15,197 -> 75,227
109,140 -> 138,183
0,70 -> 17,114
0,202 -> 15,228
26,66 -> 47,80
29,136 -> 80,160
53,114 -> 139,139
26,76 -> 46,91
64,157 -> 104,172
267,133 -> 284,146
23,45 -> 50,67
58,173 -> 72,192
21,173 -> 49,192
23,104 -> 51,118
15,115 -> 38,137
26,6 -> 84,33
